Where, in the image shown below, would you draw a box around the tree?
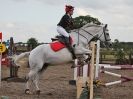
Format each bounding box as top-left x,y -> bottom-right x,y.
27,38 -> 38,50
73,15 -> 101,29
115,49 -> 127,64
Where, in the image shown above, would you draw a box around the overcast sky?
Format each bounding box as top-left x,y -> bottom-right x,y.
0,0 -> 133,43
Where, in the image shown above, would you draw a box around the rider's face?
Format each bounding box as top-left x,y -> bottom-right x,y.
69,10 -> 74,16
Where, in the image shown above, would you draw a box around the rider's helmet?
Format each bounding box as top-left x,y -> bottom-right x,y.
65,5 -> 74,13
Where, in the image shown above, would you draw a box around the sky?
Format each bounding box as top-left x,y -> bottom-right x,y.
0,0 -> 133,43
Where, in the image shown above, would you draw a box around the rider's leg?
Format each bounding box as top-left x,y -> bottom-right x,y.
57,26 -> 76,59
64,37 -> 76,59
57,26 -> 69,37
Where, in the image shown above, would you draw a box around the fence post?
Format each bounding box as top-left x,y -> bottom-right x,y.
89,41 -> 96,99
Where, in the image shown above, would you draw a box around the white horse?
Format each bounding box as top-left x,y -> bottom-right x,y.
14,23 -> 111,95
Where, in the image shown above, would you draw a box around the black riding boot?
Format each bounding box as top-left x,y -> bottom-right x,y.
64,37 -> 76,59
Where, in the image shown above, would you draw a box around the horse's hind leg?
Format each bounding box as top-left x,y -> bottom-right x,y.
33,73 -> 41,96
25,70 -> 38,94
25,59 -> 48,95
33,64 -> 49,95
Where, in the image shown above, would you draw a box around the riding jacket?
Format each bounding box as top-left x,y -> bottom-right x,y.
57,14 -> 73,32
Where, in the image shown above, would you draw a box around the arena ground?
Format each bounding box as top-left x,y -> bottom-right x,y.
0,63 -> 133,99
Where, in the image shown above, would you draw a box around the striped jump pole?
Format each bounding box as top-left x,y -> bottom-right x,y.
74,57 -> 89,81
101,70 -> 133,86
75,59 -> 89,99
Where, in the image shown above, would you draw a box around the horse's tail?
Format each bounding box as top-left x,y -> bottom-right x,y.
14,52 -> 30,67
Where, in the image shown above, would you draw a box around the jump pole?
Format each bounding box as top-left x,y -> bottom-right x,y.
100,65 -> 133,70
95,40 -> 100,79
0,32 -> 2,87
75,59 -> 89,99
100,70 -> 133,86
74,59 -> 78,80
74,60 -> 89,81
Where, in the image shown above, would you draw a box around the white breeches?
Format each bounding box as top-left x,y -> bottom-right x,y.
57,26 -> 69,37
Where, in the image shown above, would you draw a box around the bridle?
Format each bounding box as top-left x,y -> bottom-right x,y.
97,26 -> 111,42
77,25 -> 111,45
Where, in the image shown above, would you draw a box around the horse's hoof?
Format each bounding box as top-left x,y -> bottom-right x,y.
25,89 -> 30,94
36,90 -> 41,96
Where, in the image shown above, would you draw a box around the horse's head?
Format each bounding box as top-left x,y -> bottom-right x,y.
70,23 -> 112,51
79,23 -> 112,47
97,24 -> 112,47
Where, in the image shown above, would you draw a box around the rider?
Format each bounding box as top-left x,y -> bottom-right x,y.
57,5 -> 76,59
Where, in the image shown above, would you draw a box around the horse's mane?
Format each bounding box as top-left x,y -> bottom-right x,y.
82,23 -> 102,28
71,23 -> 103,35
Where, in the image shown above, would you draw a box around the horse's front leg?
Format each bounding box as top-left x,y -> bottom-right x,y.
81,47 -> 92,54
75,46 -> 92,55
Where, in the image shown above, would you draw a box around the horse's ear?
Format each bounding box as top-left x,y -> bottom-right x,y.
105,24 -> 108,28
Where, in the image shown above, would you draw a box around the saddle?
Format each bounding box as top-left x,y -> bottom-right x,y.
51,35 -> 66,43
50,35 -> 73,52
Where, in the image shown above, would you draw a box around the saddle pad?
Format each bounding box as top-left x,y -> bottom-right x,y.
50,41 -> 66,52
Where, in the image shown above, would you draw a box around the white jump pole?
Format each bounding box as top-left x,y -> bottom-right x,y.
99,64 -> 133,70
83,64 -> 88,78
100,65 -> 121,69
104,80 -> 125,86
101,70 -> 121,78
95,40 -> 100,79
74,59 -> 78,80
